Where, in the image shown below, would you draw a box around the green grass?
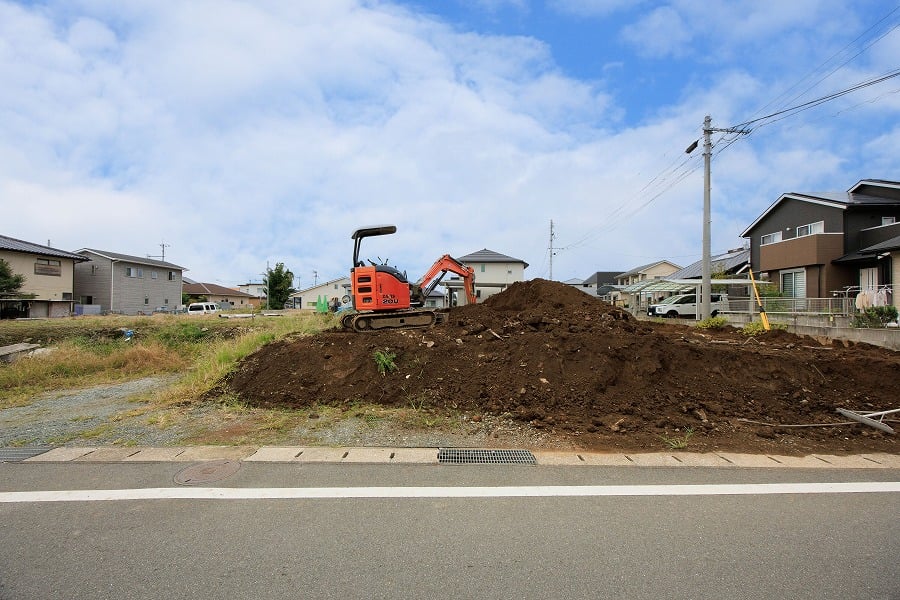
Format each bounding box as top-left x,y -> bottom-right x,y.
659,428 -> 694,449
0,312 -> 336,409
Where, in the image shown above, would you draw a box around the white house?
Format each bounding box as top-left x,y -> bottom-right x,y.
291,277 -> 352,310
455,249 -> 529,303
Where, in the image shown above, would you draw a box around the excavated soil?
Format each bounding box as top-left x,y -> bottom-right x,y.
224,279 -> 899,455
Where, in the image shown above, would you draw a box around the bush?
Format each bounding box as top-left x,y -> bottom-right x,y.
741,321 -> 788,337
696,316 -> 728,329
851,306 -> 899,328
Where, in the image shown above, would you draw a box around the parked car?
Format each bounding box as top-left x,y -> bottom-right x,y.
648,293 -> 729,318
186,302 -> 220,315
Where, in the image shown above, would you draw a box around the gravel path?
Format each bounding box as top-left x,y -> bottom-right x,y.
0,376 -> 182,447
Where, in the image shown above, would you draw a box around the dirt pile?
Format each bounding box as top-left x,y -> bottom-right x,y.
224,279 -> 899,454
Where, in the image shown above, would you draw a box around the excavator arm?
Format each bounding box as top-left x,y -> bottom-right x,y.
411,254 -> 476,307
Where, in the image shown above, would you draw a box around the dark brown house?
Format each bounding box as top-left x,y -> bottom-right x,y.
740,179 -> 900,299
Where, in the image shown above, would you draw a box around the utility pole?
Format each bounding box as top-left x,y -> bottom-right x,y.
701,115 -> 712,321
685,116 -> 749,320
548,220 -> 556,281
147,242 -> 171,263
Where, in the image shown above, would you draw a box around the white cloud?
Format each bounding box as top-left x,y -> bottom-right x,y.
621,6 -> 693,59
0,0 -> 897,286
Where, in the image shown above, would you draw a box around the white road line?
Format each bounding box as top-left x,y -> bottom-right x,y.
1,482 -> 898,503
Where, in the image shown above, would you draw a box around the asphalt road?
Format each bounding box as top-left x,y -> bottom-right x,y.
1,463 -> 898,600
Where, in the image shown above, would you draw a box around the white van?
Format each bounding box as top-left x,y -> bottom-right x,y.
648,294 -> 729,318
186,302 -> 220,315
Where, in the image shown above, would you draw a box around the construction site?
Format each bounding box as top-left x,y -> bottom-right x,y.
224,279 -> 899,455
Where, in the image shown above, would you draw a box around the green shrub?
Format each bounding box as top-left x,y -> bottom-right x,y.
372,349 -> 397,376
696,316 -> 728,329
851,306 -> 899,328
741,321 -> 788,337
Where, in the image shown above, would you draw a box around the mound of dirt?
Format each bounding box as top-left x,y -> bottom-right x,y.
224,279 -> 899,454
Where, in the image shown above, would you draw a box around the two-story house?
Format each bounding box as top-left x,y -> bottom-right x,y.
456,249 -> 528,304
740,179 -> 900,302
612,260 -> 681,309
0,235 -> 89,318
73,249 -> 187,315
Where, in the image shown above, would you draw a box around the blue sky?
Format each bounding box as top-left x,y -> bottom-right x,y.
3,0 -> 899,287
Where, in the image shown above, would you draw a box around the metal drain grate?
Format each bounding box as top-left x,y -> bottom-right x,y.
438,448 -> 536,465
0,447 -> 52,462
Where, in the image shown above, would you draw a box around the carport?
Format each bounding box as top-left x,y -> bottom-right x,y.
617,278 -> 752,319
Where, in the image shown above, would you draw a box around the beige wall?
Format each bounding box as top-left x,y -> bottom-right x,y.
1,250 -> 76,300
465,261 -> 526,302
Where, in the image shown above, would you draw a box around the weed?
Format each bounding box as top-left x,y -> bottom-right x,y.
407,393 -> 429,411
696,316 -> 728,329
741,321 -> 788,337
659,428 -> 694,449
372,349 -> 397,376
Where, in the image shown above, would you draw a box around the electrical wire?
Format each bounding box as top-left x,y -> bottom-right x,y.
552,6 -> 900,258
749,4 -> 900,121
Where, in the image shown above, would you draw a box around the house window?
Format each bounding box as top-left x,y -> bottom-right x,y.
780,269 -> 806,298
168,271 -> 175,280
151,271 -> 158,279
82,295 -> 93,304
34,258 -> 61,276
760,231 -> 782,245
795,221 -> 824,237
91,265 -> 98,275
144,296 -> 149,305
62,292 -> 73,300
164,298 -> 169,304
125,267 -> 143,278
859,267 -> 878,289
884,217 -> 897,226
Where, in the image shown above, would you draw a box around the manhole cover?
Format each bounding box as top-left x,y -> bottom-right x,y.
0,447 -> 52,462
174,460 -> 242,485
438,448 -> 536,465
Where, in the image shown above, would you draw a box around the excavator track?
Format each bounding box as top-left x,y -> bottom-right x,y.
343,309 -> 445,332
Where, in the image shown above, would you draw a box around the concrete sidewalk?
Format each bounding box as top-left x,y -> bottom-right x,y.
18,446 -> 900,468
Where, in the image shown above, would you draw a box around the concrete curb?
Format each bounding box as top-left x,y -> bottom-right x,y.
17,446 -> 900,468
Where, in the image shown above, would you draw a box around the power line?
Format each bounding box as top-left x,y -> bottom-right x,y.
732,68 -> 900,131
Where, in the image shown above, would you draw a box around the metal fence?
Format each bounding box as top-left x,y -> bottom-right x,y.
725,296 -> 850,316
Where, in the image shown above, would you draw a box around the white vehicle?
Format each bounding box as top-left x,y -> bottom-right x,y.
648,293 -> 728,318
186,302 -> 220,315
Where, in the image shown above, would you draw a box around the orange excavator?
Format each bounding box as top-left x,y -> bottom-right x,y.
341,225 -> 476,331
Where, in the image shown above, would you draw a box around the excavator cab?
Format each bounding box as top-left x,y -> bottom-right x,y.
350,225 -> 413,312
345,225 -> 476,331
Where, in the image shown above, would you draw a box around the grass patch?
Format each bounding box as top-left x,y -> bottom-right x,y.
695,316 -> 728,329
659,428 -> 694,449
0,312 -> 336,410
740,321 -> 788,337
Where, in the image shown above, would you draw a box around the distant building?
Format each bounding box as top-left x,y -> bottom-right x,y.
0,235 -> 89,318
73,249 -> 186,315
183,282 -> 256,308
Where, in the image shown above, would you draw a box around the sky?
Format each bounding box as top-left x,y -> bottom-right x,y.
3,0 -> 899,288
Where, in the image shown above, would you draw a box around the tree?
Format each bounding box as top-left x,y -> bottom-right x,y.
263,262 -> 296,309
0,258 -> 26,297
